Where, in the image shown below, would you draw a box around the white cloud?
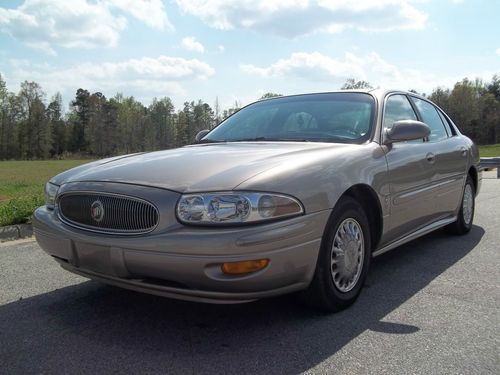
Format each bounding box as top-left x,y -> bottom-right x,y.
218,45 -> 225,52
0,0 -> 173,53
181,36 -> 205,53
8,58 -> 31,67
240,51 -> 474,93
0,0 -> 125,51
241,52 -> 365,80
103,56 -> 215,80
5,55 -> 215,104
106,0 -> 173,30
496,48 -> 500,55
175,0 -> 428,37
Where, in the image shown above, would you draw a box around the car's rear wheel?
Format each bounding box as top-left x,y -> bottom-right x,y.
445,175 -> 475,235
302,196 -> 371,312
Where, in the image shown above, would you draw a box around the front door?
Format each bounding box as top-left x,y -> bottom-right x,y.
381,94 -> 441,245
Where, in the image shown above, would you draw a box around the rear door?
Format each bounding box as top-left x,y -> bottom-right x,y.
409,96 -> 468,215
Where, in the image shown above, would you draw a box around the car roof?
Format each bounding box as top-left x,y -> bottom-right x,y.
257,89 -> 427,103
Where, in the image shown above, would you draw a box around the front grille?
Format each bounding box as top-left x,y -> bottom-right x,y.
58,193 -> 159,234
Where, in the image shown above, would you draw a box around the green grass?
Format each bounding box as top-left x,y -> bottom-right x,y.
0,160 -> 93,226
478,144 -> 500,157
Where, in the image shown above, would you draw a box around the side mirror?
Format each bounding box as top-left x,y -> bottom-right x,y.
194,129 -> 210,143
384,120 -> 430,144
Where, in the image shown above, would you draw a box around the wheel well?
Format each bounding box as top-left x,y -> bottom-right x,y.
468,166 -> 478,193
343,184 -> 383,250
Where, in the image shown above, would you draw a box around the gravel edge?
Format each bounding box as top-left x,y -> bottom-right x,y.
0,224 -> 33,243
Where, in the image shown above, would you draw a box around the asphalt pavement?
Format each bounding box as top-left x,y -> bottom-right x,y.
1,179 -> 499,374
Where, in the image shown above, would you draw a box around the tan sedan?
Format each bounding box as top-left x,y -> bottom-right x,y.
34,89 -> 480,311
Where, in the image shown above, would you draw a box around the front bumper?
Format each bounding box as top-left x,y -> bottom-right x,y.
34,206 -> 329,303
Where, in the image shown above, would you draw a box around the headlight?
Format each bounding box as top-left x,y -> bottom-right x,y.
176,192 -> 304,225
44,182 -> 59,209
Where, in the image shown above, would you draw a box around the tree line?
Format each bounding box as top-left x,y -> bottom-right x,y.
0,74 -> 498,160
0,74 -> 243,160
427,77 -> 499,145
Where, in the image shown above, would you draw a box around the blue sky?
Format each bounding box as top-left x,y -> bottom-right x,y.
0,0 -> 499,111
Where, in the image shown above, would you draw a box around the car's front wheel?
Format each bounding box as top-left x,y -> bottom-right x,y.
446,175 -> 475,235
302,196 -> 371,312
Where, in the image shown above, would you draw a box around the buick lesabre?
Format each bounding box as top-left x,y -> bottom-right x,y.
34,89 -> 481,311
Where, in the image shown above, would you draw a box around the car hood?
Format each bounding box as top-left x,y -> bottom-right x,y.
51,142 -> 353,193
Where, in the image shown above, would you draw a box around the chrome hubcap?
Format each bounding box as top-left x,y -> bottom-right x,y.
462,183 -> 473,224
331,218 -> 365,293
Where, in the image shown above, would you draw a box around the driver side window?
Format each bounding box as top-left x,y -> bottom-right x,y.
384,95 -> 418,129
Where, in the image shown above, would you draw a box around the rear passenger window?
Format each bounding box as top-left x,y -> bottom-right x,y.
383,95 -> 418,129
411,97 -> 448,142
437,110 -> 456,136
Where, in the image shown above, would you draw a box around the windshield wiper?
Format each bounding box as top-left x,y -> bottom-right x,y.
196,139 -> 226,144
230,137 -> 311,142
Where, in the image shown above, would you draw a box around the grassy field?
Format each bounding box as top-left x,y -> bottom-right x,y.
478,144 -> 500,157
0,160 -> 93,226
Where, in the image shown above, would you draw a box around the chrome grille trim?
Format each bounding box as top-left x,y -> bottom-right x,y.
58,192 -> 159,235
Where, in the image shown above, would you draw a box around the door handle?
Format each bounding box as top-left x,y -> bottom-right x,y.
459,147 -> 467,157
426,152 -> 436,164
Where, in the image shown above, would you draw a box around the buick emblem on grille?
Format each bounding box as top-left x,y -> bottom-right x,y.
90,200 -> 105,223
59,193 -> 158,234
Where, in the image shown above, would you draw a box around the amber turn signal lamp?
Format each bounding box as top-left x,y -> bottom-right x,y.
221,259 -> 269,275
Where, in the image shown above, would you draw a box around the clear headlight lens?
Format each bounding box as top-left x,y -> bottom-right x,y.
44,182 -> 59,209
176,192 -> 304,225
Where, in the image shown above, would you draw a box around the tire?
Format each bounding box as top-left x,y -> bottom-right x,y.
445,175 -> 475,235
301,196 -> 371,312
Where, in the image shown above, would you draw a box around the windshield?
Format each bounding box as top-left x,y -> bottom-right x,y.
203,93 -> 375,144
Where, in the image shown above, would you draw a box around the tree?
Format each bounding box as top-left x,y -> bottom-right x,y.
259,92 -> 282,100
341,79 -> 373,90
86,92 -> 117,157
70,88 -> 91,152
222,100 -> 241,120
101,99 -> 119,156
192,100 -> 214,135
428,87 -> 450,110
487,74 -> 500,100
113,94 -> 147,154
17,81 -> 51,159
0,93 -> 22,159
447,79 -> 481,141
478,92 -> 500,144
148,97 -> 176,150
176,108 -> 189,147
47,93 -> 66,157
214,96 -> 221,127
0,74 -> 10,159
